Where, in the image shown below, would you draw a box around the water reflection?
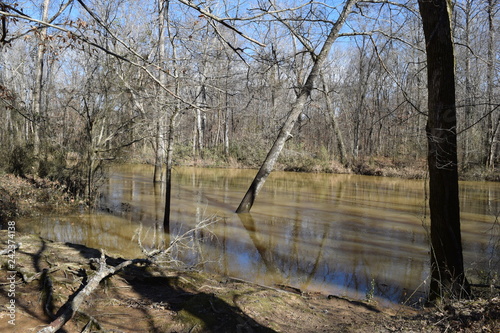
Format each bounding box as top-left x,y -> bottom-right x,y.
17,165 -> 500,305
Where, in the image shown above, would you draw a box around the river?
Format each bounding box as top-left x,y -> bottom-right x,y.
18,164 -> 500,306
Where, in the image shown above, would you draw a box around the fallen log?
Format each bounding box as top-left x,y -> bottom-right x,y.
36,251 -> 150,333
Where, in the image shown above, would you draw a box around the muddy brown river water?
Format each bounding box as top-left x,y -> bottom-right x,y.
18,164 -> 500,305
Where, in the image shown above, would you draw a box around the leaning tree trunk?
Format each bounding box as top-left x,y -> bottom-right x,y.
236,0 -> 358,213
418,0 -> 470,302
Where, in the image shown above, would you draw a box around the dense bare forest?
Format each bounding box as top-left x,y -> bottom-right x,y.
0,0 -> 498,202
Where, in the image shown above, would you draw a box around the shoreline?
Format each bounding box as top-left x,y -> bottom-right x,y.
0,230 -> 498,332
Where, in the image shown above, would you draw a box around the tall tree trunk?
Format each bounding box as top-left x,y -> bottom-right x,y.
485,0 -> 498,169
163,0 -> 180,232
321,73 -> 347,166
154,0 -> 167,183
32,0 -> 50,165
236,0 -> 357,213
224,61 -> 231,158
418,0 -> 470,302
194,108 -> 205,156
193,84 -> 206,159
224,91 -> 230,158
163,100 -> 179,231
153,121 -> 164,183
461,0 -> 473,169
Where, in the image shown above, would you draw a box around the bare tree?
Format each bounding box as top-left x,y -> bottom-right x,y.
236,0 -> 358,213
153,0 -> 168,183
31,0 -> 51,162
320,72 -> 347,166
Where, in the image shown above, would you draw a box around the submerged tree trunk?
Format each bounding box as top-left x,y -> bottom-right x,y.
163,0 -> 180,232
163,106 -> 179,231
418,0 -> 470,302
236,0 -> 357,213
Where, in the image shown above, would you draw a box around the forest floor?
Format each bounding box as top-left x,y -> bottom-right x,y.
0,173 -> 499,332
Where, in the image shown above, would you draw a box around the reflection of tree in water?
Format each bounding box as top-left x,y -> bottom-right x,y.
238,213 -> 280,276
238,212 -> 332,291
153,182 -> 168,249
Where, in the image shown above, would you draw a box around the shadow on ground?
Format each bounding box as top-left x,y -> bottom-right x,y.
66,242 -> 276,332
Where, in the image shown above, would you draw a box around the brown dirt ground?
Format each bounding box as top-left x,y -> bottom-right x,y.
0,231 -> 498,333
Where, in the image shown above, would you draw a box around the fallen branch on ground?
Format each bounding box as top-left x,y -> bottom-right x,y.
36,251 -> 150,333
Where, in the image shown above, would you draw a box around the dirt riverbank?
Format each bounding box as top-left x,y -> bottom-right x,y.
1,231 -> 498,333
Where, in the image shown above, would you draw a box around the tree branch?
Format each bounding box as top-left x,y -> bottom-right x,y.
176,0 -> 266,47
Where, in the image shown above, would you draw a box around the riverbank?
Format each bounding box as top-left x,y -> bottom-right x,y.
1,231 -> 498,332
0,174 -> 82,228
178,155 -> 499,182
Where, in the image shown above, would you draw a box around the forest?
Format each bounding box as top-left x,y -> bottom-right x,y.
0,0 -> 498,203
0,1 -> 499,331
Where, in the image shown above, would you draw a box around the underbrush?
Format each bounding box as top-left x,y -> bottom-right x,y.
462,165 -> 500,182
0,174 -> 81,228
115,140 -> 500,181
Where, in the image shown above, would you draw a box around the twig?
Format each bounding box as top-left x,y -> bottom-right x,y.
134,216 -> 219,265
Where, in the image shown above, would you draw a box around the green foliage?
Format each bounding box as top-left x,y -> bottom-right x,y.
6,144 -> 35,177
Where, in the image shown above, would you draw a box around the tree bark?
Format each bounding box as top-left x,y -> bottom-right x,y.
485,0 -> 498,169
460,0 -> 473,169
163,0 -> 180,232
163,96 -> 179,232
193,84 -> 207,159
236,0 -> 358,213
153,0 -> 168,183
418,0 -> 470,302
32,0 -> 50,165
321,73 -> 347,166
